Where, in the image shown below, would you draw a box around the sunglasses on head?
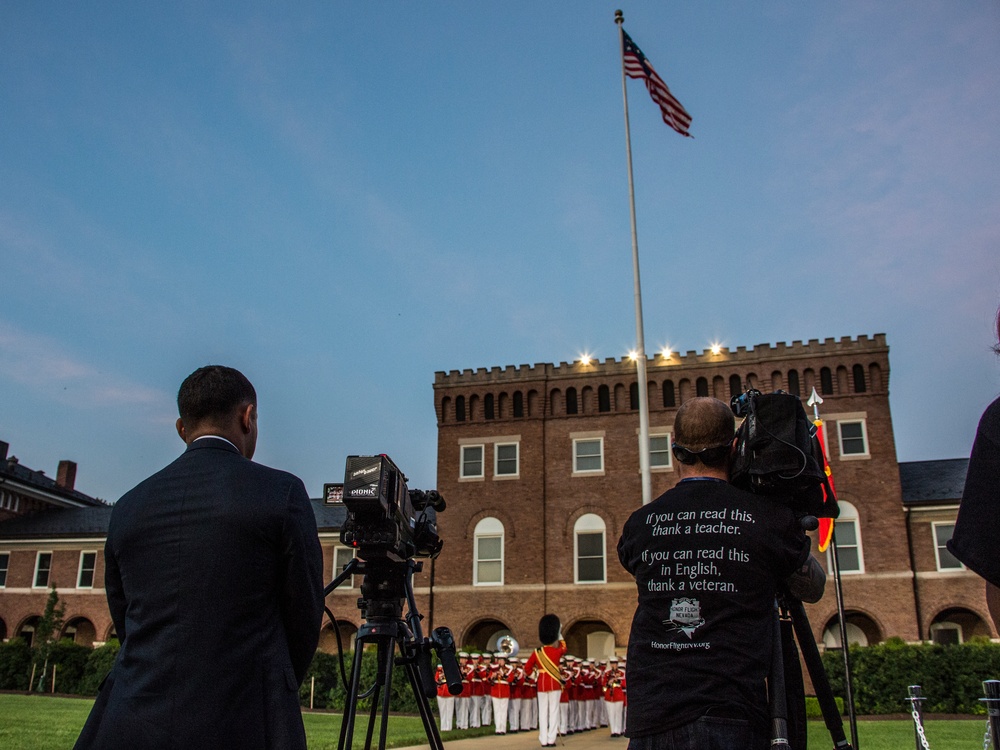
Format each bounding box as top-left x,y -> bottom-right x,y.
671,442 -> 731,466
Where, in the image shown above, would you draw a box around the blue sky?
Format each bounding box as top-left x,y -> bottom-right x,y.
2,1 -> 999,502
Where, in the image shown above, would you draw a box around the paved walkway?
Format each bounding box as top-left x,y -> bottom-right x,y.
397,729 -> 627,750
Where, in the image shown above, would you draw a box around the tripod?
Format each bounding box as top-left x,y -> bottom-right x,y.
769,592 -> 854,750
325,557 -> 462,750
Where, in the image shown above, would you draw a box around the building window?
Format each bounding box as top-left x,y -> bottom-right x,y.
474,517 -> 504,586
820,367 -> 834,395
929,622 -> 962,646
649,433 -> 673,470
663,380 -> 675,408
77,552 -> 97,589
932,523 -> 964,571
787,370 -> 800,397
598,385 -> 611,413
456,396 -> 466,422
852,364 -> 867,393
513,391 -> 524,418
484,394 -> 495,420
829,501 -> 863,574
34,552 -> 52,588
495,442 -> 519,477
460,445 -> 485,479
334,546 -> 356,588
566,388 -> 578,415
696,377 -> 709,397
0,552 -> 8,588
575,514 -> 606,584
838,420 -> 869,458
573,438 -> 604,474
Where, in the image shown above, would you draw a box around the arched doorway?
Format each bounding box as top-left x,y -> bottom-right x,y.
563,619 -> 617,661
16,616 -> 41,648
464,619 -> 513,655
822,612 -> 882,648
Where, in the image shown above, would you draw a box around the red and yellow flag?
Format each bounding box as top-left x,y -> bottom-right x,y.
814,418 -> 837,552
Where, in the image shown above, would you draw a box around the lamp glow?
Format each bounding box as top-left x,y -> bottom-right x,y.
628,350 -> 639,362
710,343 -> 723,356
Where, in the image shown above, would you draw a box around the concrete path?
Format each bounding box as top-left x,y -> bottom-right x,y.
397,728 -> 627,750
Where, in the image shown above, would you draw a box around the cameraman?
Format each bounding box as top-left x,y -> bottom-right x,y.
617,397 -> 823,750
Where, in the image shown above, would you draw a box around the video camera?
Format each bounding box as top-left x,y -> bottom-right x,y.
327,454 -> 445,562
729,388 -> 838,519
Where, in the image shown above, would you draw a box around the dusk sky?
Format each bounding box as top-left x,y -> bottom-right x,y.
2,2 -> 999,502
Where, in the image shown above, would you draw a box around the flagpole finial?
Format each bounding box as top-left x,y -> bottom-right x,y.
615,9 -> 624,25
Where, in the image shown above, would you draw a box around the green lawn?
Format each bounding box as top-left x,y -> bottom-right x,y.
0,693 -> 992,749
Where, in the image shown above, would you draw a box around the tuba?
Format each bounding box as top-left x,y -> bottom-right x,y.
497,635 -> 519,657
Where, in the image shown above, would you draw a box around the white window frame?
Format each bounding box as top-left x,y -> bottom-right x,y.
929,621 -> 963,645
460,444 -> 485,480
494,442 -> 520,479
932,522 -> 964,572
33,551 -> 53,588
827,501 -> 864,575
473,517 -> 504,586
573,436 -> 604,475
649,430 -> 673,471
77,551 -> 97,589
574,513 -> 607,584
0,552 -> 9,588
837,419 -> 870,459
334,546 -> 356,589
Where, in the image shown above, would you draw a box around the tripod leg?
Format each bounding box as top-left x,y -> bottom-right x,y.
769,606 -> 792,749
339,642 -> 367,750
789,600 -> 854,749
405,659 -> 446,750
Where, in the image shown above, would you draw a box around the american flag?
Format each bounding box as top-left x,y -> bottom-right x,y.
622,30 -> 692,137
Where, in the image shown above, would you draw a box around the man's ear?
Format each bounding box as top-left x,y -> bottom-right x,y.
176,418 -> 187,443
240,403 -> 256,433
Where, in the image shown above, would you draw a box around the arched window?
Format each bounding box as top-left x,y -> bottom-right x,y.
598,385 -> 611,413
829,501 -> 863,574
787,370 -> 800,397
662,380 -> 676,408
513,391 -> 524,418
474,517 -> 504,586
820,367 -> 834,396
696,377 -> 709,397
566,387 -> 579,415
852,365 -> 867,393
729,374 -> 742,398
484,394 -> 495,420
574,514 -> 606,584
629,383 -> 639,410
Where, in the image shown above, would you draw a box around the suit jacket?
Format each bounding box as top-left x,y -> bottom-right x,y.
75,438 -> 325,750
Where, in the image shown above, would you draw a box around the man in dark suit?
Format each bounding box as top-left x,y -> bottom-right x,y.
75,365 -> 325,750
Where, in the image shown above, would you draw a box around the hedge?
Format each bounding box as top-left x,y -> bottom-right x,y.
821,637 -> 1000,715
0,638 -> 119,695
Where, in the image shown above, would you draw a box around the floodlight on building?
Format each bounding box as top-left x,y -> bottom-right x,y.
579,354 -> 593,366
660,347 -> 672,359
710,343 -> 723,356
628,350 -> 639,362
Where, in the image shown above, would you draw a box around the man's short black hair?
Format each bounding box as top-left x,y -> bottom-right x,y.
177,366 -> 256,425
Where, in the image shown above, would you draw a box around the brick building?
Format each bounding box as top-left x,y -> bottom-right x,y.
427,334 -> 996,658
0,334 -> 994,662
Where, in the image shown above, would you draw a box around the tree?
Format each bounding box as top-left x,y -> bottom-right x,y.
32,585 -> 65,692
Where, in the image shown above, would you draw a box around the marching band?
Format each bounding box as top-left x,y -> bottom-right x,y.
435,650 -> 628,740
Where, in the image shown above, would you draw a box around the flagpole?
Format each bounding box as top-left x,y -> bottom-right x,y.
616,9 -> 652,506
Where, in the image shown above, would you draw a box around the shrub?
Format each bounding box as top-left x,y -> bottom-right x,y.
0,638 -> 32,690
78,640 -> 119,696
820,639 -> 1000,715
303,648 -> 426,714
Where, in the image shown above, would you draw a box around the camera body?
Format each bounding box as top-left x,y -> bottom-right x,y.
331,454 -> 444,562
730,389 -> 838,519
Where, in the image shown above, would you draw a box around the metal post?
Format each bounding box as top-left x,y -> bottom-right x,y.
907,685 -> 929,750
982,680 -> 1000,750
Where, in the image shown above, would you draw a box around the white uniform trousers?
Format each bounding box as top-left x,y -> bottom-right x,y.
436,695 -> 455,732
456,696 -> 470,730
606,700 -> 624,736
491,696 -> 509,734
536,690 -> 561,746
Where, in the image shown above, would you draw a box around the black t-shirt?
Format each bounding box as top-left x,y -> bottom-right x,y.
617,478 -> 808,738
949,396 -> 1000,586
